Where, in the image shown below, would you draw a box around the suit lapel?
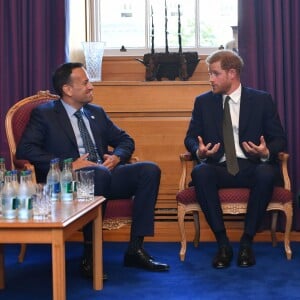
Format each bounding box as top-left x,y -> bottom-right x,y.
239,87 -> 252,137
54,100 -> 78,147
213,94 -> 224,139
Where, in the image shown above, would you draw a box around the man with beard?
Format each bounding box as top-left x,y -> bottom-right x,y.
184,50 -> 286,268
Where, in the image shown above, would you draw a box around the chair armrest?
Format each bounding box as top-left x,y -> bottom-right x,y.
130,156 -> 139,163
13,158 -> 37,183
278,152 -> 291,191
179,152 -> 194,191
179,152 -> 193,162
13,159 -> 31,170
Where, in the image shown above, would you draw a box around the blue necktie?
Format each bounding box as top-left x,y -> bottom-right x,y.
74,110 -> 101,163
223,96 -> 239,175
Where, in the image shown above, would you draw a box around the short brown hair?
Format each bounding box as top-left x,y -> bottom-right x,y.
206,50 -> 244,75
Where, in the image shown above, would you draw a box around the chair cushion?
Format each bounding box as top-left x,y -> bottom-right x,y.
104,198 -> 133,219
103,198 -> 133,230
176,186 -> 292,205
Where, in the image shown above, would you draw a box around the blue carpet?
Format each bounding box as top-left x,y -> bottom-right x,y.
0,241 -> 300,299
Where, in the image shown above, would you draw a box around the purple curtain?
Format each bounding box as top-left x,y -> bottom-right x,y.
0,0 -> 67,165
238,0 -> 300,229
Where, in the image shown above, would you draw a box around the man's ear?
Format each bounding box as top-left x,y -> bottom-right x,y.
228,68 -> 237,79
62,84 -> 72,97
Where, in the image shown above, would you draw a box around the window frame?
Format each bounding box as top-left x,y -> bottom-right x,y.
82,0 -> 237,56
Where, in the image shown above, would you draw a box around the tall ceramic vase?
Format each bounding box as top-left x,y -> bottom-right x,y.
82,42 -> 105,82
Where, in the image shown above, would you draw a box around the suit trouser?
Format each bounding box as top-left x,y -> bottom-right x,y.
82,161 -> 161,242
191,159 -> 279,237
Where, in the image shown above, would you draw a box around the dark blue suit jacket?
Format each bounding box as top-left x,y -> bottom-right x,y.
16,99 -> 135,182
184,86 -> 286,164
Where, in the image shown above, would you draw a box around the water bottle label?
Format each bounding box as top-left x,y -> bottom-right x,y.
28,198 -> 33,210
65,182 -> 73,193
13,197 -> 18,209
53,182 -> 61,193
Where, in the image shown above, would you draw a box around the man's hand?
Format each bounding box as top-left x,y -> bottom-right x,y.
242,136 -> 270,159
197,136 -> 220,159
102,154 -> 121,170
72,153 -> 98,170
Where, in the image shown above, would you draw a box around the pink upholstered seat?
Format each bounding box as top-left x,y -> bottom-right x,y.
176,152 -> 293,261
177,186 -> 292,206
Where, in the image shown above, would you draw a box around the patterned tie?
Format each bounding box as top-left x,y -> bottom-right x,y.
223,96 -> 239,175
74,110 -> 101,163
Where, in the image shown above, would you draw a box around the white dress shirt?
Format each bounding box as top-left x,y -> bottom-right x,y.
61,100 -> 97,157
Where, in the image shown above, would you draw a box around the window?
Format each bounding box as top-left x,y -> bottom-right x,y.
69,0 -> 238,57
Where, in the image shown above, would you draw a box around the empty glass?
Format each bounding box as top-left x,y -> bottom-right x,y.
32,184 -> 52,219
75,170 -> 95,201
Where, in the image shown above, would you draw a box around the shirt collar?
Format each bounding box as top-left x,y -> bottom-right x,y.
60,99 -> 80,118
223,84 -> 242,104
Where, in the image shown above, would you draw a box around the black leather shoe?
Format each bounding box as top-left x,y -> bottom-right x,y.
124,249 -> 169,271
80,258 -> 108,280
237,246 -> 256,267
212,245 -> 233,269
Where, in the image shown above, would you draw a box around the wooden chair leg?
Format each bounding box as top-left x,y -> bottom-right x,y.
177,204 -> 187,261
270,211 -> 279,247
192,211 -> 200,248
18,244 -> 27,263
283,204 -> 293,260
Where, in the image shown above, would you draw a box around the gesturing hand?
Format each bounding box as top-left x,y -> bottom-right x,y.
72,153 -> 98,170
197,136 -> 220,159
242,136 -> 270,159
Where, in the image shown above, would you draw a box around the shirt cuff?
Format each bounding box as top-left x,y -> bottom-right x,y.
260,153 -> 270,162
196,149 -> 207,162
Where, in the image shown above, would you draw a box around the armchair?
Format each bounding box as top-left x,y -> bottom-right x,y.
176,152 -> 293,261
5,90 -> 133,262
5,90 -> 60,182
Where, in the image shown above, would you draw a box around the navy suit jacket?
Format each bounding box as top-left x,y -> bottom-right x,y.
184,86 -> 286,165
16,99 -> 135,182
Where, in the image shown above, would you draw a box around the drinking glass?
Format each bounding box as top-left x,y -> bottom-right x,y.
75,170 -> 95,201
33,184 -> 51,219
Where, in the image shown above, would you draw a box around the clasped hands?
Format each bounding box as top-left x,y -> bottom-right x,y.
197,135 -> 270,160
72,153 -> 121,171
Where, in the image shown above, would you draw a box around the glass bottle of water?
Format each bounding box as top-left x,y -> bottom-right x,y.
0,157 -> 6,193
10,170 -> 20,219
1,171 -> 18,219
17,170 -> 33,219
26,170 -> 36,198
54,158 -> 61,181
46,158 -> 61,201
60,158 -> 74,201
11,169 -> 20,194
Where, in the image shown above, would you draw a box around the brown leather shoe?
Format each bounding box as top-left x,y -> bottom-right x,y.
212,245 -> 233,269
124,249 -> 169,271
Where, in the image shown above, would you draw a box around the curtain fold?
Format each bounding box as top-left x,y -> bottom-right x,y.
238,0 -> 300,229
0,0 -> 67,165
